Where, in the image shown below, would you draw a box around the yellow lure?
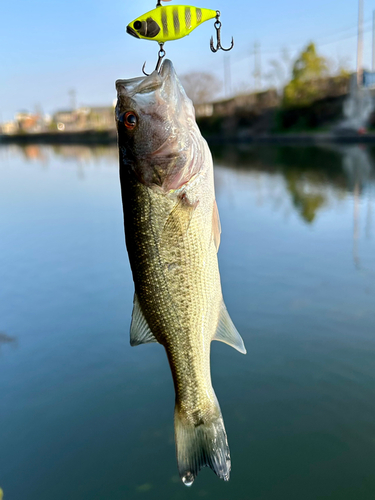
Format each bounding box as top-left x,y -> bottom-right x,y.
127,5 -> 217,43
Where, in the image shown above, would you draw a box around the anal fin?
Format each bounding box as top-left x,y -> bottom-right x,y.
213,302 -> 246,354
130,293 -> 159,347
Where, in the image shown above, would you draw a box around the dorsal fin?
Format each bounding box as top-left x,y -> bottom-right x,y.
213,302 -> 246,354
130,293 -> 159,346
212,200 -> 221,252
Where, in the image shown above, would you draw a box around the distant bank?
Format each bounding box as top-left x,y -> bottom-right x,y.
0,130 -> 117,145
2,129 -> 375,145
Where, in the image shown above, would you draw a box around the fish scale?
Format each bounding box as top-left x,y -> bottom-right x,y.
124,169 -> 218,418
116,60 -> 245,486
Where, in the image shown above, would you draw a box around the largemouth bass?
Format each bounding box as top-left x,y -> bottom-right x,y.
116,59 -> 246,486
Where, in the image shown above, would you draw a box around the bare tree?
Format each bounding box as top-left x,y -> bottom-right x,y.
265,48 -> 292,92
328,54 -> 351,77
180,72 -> 222,104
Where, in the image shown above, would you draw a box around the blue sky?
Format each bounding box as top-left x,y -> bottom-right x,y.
0,0 -> 373,121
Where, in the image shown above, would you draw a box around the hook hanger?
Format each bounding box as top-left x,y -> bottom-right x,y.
142,43 -> 166,76
210,11 -> 234,53
141,0 -> 165,75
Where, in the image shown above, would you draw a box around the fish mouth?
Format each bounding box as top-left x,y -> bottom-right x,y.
160,59 -> 176,79
126,25 -> 140,38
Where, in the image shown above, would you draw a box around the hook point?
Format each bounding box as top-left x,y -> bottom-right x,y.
142,62 -> 150,76
210,36 -> 218,53
221,37 -> 234,52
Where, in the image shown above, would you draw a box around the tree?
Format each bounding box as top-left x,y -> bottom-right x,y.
283,43 -> 329,107
266,48 -> 293,91
180,72 -> 222,104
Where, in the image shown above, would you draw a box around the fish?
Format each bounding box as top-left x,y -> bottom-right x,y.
115,59 -> 246,486
127,5 -> 217,43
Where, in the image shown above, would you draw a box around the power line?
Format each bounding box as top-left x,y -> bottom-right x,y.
319,24 -> 372,46
231,23 -> 374,68
231,17 -> 374,64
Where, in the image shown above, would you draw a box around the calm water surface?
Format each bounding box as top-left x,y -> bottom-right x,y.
0,143 -> 374,500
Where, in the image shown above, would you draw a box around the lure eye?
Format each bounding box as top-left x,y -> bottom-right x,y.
134,20 -> 142,30
123,111 -> 138,129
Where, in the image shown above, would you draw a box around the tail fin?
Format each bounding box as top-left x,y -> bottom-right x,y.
174,401 -> 231,486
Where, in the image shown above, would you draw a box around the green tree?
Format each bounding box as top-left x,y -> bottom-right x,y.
283,43 -> 328,107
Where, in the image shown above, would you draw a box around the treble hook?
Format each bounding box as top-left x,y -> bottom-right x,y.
210,11 -> 234,53
142,43 -> 166,76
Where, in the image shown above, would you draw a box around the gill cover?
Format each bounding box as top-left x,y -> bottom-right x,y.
116,59 -> 203,192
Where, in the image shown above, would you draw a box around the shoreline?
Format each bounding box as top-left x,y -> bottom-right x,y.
0,130 -> 117,145
1,129 -> 375,145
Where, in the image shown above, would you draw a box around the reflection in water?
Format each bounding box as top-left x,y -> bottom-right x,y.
2,142 -> 375,225
284,170 -> 325,223
338,146 -> 374,271
354,180 -> 361,269
0,332 -> 17,352
17,144 -> 118,164
212,143 -> 375,274
1,144 -> 119,181
0,142 -> 375,500
212,143 -> 375,224
22,145 -> 47,161
213,145 -> 345,223
366,185 -> 373,240
341,145 -> 372,189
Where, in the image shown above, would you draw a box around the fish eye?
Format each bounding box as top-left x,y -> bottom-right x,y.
134,20 -> 142,30
123,111 -> 138,129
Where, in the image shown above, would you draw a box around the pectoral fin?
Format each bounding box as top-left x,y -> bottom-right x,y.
213,302 -> 246,354
161,194 -> 198,243
130,293 -> 159,346
212,200 -> 221,252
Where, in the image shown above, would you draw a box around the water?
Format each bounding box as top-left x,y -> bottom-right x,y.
0,143 -> 374,500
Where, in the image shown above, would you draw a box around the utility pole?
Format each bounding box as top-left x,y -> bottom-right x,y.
357,0 -> 364,87
372,10 -> 375,71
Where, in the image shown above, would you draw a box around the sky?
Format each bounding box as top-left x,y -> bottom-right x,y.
1,0 -> 374,121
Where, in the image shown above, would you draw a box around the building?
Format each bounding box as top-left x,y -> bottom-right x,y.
195,89 -> 281,118
15,112 -> 43,133
0,122 -> 18,135
51,106 -> 115,131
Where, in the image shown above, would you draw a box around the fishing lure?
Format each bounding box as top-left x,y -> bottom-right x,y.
127,1 -> 234,74
127,5 -> 217,42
